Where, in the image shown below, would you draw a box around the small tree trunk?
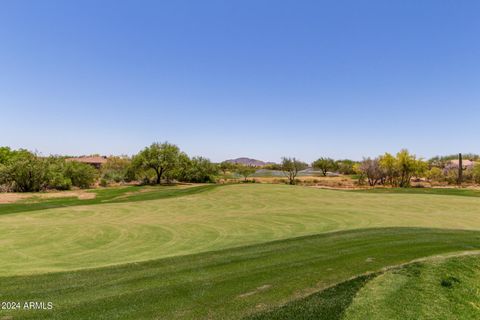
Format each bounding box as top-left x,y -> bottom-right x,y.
155,167 -> 163,184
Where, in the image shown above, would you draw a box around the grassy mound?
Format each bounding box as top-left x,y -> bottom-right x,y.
246,275 -> 375,320
249,253 -> 480,320
343,254 -> 480,320
1,228 -> 480,319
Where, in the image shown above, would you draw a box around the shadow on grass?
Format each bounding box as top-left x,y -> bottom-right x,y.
245,274 -> 375,320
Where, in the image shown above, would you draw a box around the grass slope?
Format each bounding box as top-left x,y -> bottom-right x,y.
2,184 -> 480,275
344,254 -> 480,320
246,275 -> 375,320
1,228 -> 480,320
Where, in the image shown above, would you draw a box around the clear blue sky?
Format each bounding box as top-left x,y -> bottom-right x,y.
1,0 -> 479,162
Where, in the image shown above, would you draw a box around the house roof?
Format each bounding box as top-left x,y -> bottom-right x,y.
66,156 -> 108,165
448,159 -> 475,167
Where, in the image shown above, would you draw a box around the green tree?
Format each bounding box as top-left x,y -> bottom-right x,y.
0,146 -> 15,165
281,157 -> 308,185
235,164 -> 256,182
133,142 -> 181,184
312,157 -> 337,176
177,156 -> 218,183
378,153 -> 398,186
396,149 -> 427,187
335,159 -> 357,175
219,161 -> 236,176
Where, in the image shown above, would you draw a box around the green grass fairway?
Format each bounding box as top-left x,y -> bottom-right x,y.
247,252 -> 480,320
2,184 -> 480,319
343,254 -> 480,320
2,184 -> 480,275
0,184 -> 217,215
1,228 -> 480,320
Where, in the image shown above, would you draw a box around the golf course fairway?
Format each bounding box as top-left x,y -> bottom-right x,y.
1,184 -> 480,319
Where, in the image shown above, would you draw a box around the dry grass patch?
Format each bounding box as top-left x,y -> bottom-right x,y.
0,190 -> 96,204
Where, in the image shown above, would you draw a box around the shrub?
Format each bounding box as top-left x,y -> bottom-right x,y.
473,164 -> 480,184
335,160 -> 357,175
99,178 -> 108,187
48,173 -> 72,190
101,156 -> 133,184
64,161 -> 97,189
426,167 -> 444,182
1,150 -> 50,192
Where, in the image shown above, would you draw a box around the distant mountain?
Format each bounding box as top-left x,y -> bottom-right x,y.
225,157 -> 275,167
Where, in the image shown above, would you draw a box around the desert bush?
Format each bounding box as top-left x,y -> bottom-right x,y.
335,159 -> 357,175
63,161 -> 97,189
263,163 -> 283,171
101,156 -> 133,183
0,150 -> 50,192
377,150 -> 427,187
99,178 -> 108,187
426,167 -> 444,182
358,158 -> 384,186
445,170 -> 459,185
473,164 -> 480,184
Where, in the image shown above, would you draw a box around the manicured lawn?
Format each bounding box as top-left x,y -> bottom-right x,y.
247,274 -> 376,320
343,254 -> 480,320
0,184 -> 217,215
2,184 -> 480,275
2,183 -> 480,319
1,228 -> 480,320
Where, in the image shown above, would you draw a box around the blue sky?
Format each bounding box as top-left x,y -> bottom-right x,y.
1,0 -> 479,162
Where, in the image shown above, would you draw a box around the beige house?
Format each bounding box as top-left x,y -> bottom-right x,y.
66,156 -> 108,169
446,159 -> 476,170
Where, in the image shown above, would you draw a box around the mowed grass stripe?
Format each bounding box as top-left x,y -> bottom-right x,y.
247,253 -> 480,320
2,184 -> 480,275
0,184 -> 218,215
343,254 -> 480,320
1,228 -> 480,319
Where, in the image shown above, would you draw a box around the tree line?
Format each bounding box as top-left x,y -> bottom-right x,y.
0,147 -> 98,192
281,150 -> 480,187
0,143 -> 220,192
1,143 -> 479,192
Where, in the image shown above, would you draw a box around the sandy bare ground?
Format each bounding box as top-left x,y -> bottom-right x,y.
0,190 -> 96,204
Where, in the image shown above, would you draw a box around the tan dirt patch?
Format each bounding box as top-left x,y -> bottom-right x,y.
0,190 -> 96,204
